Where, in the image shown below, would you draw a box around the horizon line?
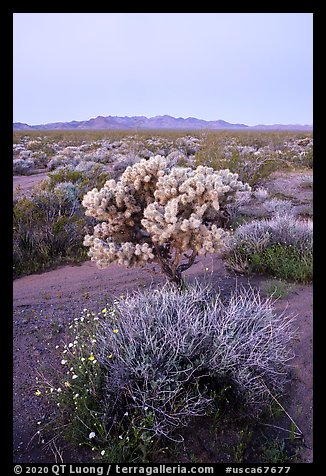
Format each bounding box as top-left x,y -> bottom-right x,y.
13,113 -> 313,128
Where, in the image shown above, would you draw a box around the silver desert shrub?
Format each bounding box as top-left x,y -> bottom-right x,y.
92,282 -> 295,440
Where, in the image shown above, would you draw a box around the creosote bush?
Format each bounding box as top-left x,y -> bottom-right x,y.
13,190 -> 88,278
39,282 -> 295,462
82,156 -> 250,286
13,167 -> 110,278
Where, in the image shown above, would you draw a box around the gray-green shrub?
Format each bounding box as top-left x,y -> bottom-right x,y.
41,282 -> 295,461
94,283 -> 295,439
13,158 -> 34,175
224,214 -> 313,281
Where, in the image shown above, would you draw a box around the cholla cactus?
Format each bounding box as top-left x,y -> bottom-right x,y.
82,155 -> 250,286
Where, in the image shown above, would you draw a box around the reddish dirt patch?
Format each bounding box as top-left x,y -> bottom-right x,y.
13,172 -> 49,195
262,169 -> 313,201
271,284 -> 313,462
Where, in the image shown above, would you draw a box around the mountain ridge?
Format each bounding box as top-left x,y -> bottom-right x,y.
13,115 -> 313,131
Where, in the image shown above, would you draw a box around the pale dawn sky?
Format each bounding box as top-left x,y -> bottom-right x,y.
13,13 -> 313,126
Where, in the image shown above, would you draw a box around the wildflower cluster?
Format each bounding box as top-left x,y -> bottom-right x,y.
37,283 -> 295,462
36,306 -> 118,455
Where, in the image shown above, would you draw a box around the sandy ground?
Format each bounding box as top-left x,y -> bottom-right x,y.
13,171 -> 49,195
13,257 -> 313,463
12,169 -> 313,463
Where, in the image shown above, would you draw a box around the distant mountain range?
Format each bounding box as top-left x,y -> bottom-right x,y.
13,115 -> 313,131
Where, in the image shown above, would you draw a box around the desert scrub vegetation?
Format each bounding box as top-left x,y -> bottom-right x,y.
13,158 -> 35,175
13,190 -> 88,278
260,279 -> 294,299
13,130 -> 201,179
13,167 -> 109,278
37,282 -> 295,462
82,155 -> 250,287
224,213 -> 313,283
13,130 -> 312,178
12,131 -> 312,279
43,166 -> 109,199
194,131 -> 313,186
